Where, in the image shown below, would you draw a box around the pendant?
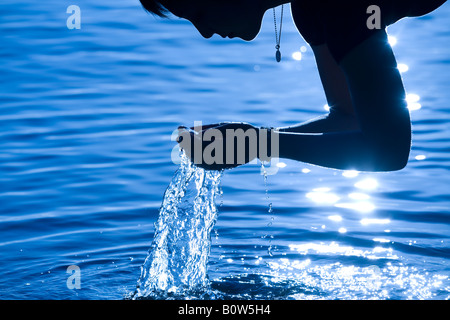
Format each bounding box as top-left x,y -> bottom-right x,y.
275,49 -> 281,62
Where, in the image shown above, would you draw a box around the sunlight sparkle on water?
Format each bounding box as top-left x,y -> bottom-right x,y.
397,63 -> 409,73
407,102 -> 422,111
265,256 -> 446,299
373,238 -> 391,243
335,201 -> 375,213
388,35 -> 398,47
415,155 -> 426,161
288,242 -> 396,260
361,218 -> 391,226
348,192 -> 370,200
354,178 -> 378,190
276,162 -> 287,168
292,51 -> 302,61
338,227 -> 347,234
406,93 -> 420,103
306,188 -> 340,204
406,93 -> 422,111
342,170 -> 359,178
328,215 -> 343,222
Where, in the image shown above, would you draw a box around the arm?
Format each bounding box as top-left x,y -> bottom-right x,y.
177,31 -> 411,172
276,30 -> 411,172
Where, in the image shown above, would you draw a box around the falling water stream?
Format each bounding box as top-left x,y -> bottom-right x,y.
132,152 -> 223,299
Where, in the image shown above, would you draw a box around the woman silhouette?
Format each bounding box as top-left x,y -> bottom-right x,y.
139,0 -> 446,172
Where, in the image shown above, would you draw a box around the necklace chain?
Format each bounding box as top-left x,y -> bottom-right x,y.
273,5 -> 284,62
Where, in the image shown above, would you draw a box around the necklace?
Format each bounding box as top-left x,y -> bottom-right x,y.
273,5 -> 284,62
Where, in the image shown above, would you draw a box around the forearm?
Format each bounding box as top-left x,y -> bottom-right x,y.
275,130 -> 386,172
276,109 -> 360,134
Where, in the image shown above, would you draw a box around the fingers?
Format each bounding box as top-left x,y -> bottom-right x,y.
178,122 -> 251,134
193,123 -> 223,131
197,162 -> 239,171
176,127 -> 192,141
178,123 -> 225,133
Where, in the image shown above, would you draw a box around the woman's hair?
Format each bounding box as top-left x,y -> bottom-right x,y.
139,0 -> 170,17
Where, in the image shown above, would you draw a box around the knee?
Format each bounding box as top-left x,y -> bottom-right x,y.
373,129 -> 411,171
380,146 -> 410,171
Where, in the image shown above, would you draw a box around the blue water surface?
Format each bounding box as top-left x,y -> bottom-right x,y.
0,0 -> 449,299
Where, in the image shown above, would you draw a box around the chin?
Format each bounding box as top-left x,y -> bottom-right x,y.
241,28 -> 261,41
240,33 -> 257,41
242,18 -> 263,41
238,25 -> 262,41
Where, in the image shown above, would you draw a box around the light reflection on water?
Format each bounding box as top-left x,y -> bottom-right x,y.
210,241 -> 446,299
211,240 -> 447,299
288,242 -> 397,259
263,258 -> 445,300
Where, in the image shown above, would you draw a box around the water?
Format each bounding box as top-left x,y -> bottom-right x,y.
0,1 -> 449,300
133,152 -> 222,299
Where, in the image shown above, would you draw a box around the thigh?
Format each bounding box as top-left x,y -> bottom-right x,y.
311,44 -> 355,115
290,0 -> 326,46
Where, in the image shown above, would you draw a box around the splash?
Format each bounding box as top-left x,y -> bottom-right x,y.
132,152 -> 222,299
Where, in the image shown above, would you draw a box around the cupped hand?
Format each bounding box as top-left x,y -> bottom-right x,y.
176,122 -> 259,171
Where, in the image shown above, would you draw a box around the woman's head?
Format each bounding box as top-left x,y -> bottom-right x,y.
139,0 -> 274,41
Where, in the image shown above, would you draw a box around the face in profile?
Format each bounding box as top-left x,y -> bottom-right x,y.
163,0 -> 266,41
